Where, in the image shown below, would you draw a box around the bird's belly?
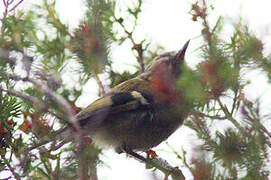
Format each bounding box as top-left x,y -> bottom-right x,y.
92,109 -> 184,152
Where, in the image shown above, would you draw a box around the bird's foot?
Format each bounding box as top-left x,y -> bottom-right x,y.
145,149 -> 158,159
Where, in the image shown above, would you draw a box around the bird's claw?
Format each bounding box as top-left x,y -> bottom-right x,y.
145,149 -> 158,159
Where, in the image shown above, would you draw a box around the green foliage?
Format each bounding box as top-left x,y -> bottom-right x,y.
69,0 -> 114,75
179,1 -> 271,179
177,65 -> 208,108
0,91 -> 21,121
1,11 -> 36,50
0,91 -> 21,170
108,70 -> 139,88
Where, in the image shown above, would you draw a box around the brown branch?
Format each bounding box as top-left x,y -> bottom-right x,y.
132,42 -> 145,73
1,72 -> 88,180
258,123 -> 271,139
2,0 -> 9,19
113,16 -> 145,73
192,110 -> 227,120
166,142 -> 194,175
242,104 -> 271,146
30,79 -> 79,130
0,87 -> 46,110
9,0 -> 24,12
192,0 -> 213,56
123,149 -> 185,180
38,140 -> 69,153
201,0 -> 213,52
217,98 -> 245,133
47,109 -> 65,122
1,72 -> 79,132
92,70 -> 105,96
217,98 -> 271,148
244,103 -> 271,139
190,114 -> 218,147
0,87 -> 71,144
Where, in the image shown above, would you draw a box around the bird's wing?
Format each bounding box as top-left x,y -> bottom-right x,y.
76,89 -> 152,129
110,77 -> 150,93
54,79 -> 152,141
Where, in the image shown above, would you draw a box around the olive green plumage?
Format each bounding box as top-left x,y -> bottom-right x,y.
73,40 -> 190,153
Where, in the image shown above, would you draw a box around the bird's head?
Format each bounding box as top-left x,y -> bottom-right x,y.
136,40 -> 190,103
141,40 -> 190,82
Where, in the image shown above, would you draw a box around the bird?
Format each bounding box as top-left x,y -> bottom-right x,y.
68,40 -> 191,155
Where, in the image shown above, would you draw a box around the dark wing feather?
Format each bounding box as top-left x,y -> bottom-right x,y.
76,90 -> 152,131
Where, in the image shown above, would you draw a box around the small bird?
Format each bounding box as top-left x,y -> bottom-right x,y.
73,40 -> 190,154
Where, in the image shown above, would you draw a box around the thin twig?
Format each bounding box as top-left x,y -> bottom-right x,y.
2,0 -> 10,24
113,15 -> 145,73
45,140 -> 69,152
166,142 -> 194,174
47,109 -> 65,122
190,114 -> 218,147
3,157 -> 21,180
192,110 -> 227,120
258,124 -> 271,139
92,70 -> 105,96
244,105 -> 271,144
217,98 -> 244,132
217,98 -> 271,148
201,0 -> 213,54
9,0 -> 24,12
246,104 -> 271,139
29,78 -> 78,131
1,72 -> 79,132
123,149 -> 185,180
27,138 -> 54,152
0,87 -> 46,110
1,84 -> 65,123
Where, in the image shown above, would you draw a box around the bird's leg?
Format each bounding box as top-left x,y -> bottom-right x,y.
145,149 -> 158,159
118,143 -> 148,162
118,144 -> 185,179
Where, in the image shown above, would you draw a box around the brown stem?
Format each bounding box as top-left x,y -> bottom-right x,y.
92,71 -> 105,96
1,72 -> 79,132
9,0 -> 24,12
192,110 -> 227,120
133,43 -> 145,73
122,149 -> 185,180
166,142 -> 194,175
217,98 -> 245,132
0,87 -> 46,110
113,15 -> 145,73
217,98 -> 271,148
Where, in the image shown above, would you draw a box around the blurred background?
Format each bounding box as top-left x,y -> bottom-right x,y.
1,0 -> 271,179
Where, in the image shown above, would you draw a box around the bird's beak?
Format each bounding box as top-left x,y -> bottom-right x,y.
173,40 -> 190,64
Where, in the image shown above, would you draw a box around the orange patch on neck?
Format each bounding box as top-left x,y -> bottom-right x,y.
149,67 -> 175,103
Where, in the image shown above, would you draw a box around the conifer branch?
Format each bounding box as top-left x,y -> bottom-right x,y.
124,150 -> 185,180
